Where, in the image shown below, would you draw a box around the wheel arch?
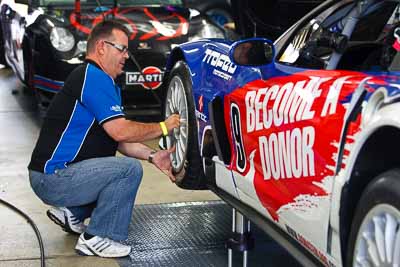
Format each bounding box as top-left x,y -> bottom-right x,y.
165,47 -> 185,72
160,48 -> 186,114
339,125 -> 400,263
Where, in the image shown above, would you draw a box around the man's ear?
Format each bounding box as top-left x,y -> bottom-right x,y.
97,40 -> 105,55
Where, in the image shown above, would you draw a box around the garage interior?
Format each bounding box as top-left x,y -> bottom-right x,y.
0,66 -> 301,267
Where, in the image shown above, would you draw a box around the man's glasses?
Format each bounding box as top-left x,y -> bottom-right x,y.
104,40 -> 129,54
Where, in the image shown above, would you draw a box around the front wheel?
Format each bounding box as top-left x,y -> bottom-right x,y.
347,169 -> 400,266
164,61 -> 207,190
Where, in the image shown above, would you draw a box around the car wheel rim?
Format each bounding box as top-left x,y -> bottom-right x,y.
165,75 -> 188,173
353,204 -> 400,267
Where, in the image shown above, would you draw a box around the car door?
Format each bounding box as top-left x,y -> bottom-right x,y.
0,0 -> 28,80
227,0 -> 397,262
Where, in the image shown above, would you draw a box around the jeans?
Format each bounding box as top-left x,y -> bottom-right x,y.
29,156 -> 143,241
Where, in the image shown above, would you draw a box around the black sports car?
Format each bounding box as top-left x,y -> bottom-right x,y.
0,0 -> 226,118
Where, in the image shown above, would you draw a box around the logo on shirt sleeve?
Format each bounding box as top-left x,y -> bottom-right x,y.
110,105 -> 123,112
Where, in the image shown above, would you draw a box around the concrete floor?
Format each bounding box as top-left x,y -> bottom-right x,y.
0,67 -> 219,266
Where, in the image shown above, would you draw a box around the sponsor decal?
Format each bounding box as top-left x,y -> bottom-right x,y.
203,48 -> 237,80
196,110 -> 207,122
126,66 -> 164,89
243,76 -> 339,181
226,71 -> 370,220
286,225 -> 336,267
198,95 -> 204,112
195,95 -> 207,122
259,126 -> 315,180
212,69 -> 232,81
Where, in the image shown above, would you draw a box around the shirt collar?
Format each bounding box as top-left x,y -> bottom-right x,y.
85,59 -> 102,70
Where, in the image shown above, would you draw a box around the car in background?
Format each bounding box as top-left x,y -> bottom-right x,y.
184,0 -> 232,27
0,0 -> 226,118
161,0 -> 400,266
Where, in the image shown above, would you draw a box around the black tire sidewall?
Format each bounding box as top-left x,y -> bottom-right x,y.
346,168 -> 400,266
164,61 -> 205,184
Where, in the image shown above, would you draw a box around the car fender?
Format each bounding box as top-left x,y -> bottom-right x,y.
329,99 -> 400,260
343,95 -> 400,184
166,39 -> 232,76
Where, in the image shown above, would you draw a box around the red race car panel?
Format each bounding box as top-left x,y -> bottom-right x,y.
225,70 -> 369,219
224,70 -> 384,264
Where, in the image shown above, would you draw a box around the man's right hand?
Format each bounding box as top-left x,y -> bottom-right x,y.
164,114 -> 180,133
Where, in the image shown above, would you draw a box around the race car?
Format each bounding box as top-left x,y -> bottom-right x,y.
161,0 -> 400,266
0,0 -> 226,118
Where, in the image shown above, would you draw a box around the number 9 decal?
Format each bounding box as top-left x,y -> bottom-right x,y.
231,102 -> 246,172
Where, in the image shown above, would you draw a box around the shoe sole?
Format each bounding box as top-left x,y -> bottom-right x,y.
46,210 -> 80,235
75,247 -> 94,256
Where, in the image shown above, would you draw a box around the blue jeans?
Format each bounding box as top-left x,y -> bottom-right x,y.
29,156 -> 143,241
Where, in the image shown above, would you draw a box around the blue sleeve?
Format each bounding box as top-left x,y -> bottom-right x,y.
81,65 -> 124,124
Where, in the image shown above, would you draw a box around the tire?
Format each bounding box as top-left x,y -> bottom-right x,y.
346,169 -> 400,266
164,61 -> 207,190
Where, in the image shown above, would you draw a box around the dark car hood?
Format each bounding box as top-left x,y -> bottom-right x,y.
42,5 -> 196,43
231,0 -> 323,40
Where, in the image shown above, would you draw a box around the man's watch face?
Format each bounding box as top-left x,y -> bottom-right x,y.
148,150 -> 157,163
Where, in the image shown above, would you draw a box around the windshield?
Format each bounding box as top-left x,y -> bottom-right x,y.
38,0 -> 183,7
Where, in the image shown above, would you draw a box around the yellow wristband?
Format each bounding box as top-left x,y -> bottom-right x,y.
160,121 -> 168,136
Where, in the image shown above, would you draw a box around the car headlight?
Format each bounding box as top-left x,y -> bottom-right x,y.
77,40 -> 87,53
50,27 -> 75,52
189,20 -> 224,42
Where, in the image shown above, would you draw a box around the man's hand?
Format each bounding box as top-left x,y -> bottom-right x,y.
164,114 -> 180,134
151,146 -> 176,182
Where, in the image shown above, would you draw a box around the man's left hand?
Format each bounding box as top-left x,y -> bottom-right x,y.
151,146 -> 176,182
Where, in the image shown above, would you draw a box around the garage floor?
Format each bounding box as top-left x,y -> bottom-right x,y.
119,201 -> 301,267
0,67 -> 299,266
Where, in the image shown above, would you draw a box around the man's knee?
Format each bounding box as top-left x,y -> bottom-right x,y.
120,157 -> 143,184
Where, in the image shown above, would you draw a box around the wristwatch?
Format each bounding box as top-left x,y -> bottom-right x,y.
148,150 -> 157,163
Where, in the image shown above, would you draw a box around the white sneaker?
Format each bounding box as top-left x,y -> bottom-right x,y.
47,207 -> 85,235
75,233 -> 132,258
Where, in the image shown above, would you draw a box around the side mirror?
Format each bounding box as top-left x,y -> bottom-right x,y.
229,38 -> 275,66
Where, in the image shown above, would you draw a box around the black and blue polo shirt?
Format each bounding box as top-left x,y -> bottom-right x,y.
28,60 -> 125,174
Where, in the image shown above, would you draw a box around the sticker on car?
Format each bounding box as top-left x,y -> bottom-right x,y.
126,66 -> 164,89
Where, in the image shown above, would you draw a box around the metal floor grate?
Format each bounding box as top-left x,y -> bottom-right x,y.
117,201 -> 301,267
